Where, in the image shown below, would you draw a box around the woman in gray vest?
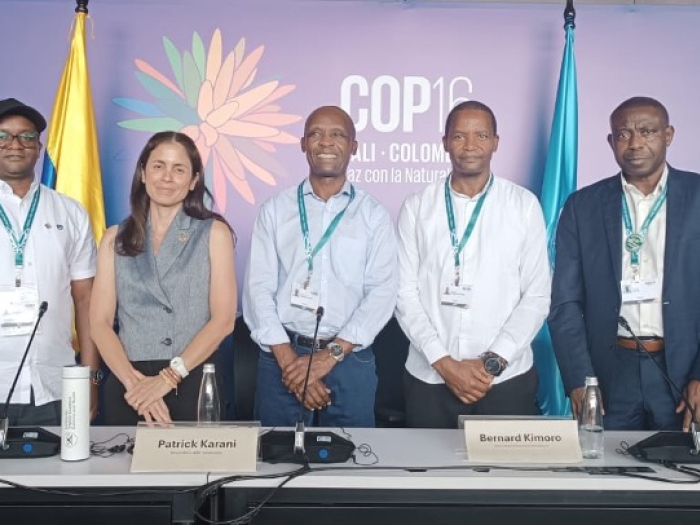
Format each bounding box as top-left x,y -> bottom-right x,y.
90,131 -> 237,424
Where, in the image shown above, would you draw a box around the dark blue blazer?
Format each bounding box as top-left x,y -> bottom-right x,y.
549,167 -> 700,402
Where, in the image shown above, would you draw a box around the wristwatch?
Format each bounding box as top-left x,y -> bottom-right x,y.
90,369 -> 103,386
480,352 -> 508,377
327,342 -> 345,363
169,356 -> 189,379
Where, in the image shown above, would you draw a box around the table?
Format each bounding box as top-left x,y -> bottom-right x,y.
0,427 -> 204,525
215,428 -> 700,525
1,427 -> 700,524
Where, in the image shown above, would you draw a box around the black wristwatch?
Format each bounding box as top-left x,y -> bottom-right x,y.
90,368 -> 104,385
479,352 -> 508,377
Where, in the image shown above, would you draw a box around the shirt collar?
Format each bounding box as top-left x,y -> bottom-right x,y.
303,177 -> 353,201
0,178 -> 39,201
449,172 -> 494,201
621,164 -> 668,198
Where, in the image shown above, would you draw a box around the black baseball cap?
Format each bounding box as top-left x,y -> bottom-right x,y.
0,98 -> 47,133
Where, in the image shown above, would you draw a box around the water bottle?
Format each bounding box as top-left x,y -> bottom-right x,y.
579,376 -> 604,459
197,363 -> 221,423
61,365 -> 90,461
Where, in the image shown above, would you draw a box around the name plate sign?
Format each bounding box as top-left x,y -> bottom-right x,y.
130,423 -> 259,473
463,418 -> 582,463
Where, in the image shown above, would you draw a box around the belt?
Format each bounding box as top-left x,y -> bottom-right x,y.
286,330 -> 333,350
616,336 -> 665,353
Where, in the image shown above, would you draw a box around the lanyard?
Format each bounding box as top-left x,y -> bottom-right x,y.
621,184 -> 667,268
297,182 -> 355,282
0,187 -> 41,287
444,174 -> 493,284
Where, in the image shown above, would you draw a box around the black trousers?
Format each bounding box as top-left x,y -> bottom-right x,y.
404,366 -> 539,429
103,357 -> 221,426
6,394 -> 61,426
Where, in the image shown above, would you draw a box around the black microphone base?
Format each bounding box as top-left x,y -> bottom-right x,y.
261,430 -> 354,464
0,427 -> 60,458
627,431 -> 700,464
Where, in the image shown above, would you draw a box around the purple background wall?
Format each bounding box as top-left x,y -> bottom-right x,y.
3,0 -> 700,278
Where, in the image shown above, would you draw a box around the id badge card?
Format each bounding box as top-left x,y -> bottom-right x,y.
441,283 -> 472,309
0,286 -> 39,336
620,279 -> 660,303
291,282 -> 320,312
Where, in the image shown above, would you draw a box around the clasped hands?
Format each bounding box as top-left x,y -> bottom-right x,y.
433,356 -> 494,404
281,351 -> 335,411
124,369 -> 173,423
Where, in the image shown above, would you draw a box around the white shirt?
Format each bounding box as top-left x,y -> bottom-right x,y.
243,178 -> 398,350
396,175 -> 551,385
0,180 -> 96,405
617,167 -> 667,337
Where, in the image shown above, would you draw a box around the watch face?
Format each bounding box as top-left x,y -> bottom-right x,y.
484,357 -> 503,376
329,343 -> 344,361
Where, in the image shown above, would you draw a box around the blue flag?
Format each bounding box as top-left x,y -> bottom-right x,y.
533,21 -> 578,416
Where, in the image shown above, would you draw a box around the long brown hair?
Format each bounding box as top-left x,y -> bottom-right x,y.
115,131 -> 232,256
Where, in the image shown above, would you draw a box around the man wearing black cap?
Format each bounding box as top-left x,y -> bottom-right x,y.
0,98 -> 99,426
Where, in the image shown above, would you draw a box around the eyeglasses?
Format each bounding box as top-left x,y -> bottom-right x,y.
0,131 -> 40,148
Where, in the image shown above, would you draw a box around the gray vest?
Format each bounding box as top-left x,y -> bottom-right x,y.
115,210 -> 213,361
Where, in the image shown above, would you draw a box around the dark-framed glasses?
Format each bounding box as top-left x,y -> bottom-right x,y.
0,131 -> 40,148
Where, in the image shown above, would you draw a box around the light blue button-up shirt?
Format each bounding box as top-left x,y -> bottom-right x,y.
243,178 -> 398,351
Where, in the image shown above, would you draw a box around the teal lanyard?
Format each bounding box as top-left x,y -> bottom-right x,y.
621,184 -> 667,268
444,174 -> 493,284
0,187 -> 41,287
297,182 -> 355,282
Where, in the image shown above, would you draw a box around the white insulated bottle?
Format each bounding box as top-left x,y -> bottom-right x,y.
61,365 -> 90,461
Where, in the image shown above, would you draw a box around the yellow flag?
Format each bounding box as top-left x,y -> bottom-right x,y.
41,11 -> 105,245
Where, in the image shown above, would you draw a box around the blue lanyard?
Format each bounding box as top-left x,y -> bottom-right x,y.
297,182 -> 355,282
0,187 -> 41,286
621,184 -> 667,268
444,174 -> 493,284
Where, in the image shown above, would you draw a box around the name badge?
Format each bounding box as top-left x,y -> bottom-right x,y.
131,422 -> 259,473
441,283 -> 472,309
620,279 -> 660,303
0,286 -> 39,337
462,417 -> 582,464
291,282 -> 320,311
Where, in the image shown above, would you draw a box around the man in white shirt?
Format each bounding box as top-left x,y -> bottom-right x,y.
550,97 -> 700,431
396,101 -> 550,428
243,106 -> 397,427
0,98 -> 99,426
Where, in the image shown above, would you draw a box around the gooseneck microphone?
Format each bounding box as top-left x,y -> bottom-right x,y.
260,306 -> 355,463
618,316 -> 700,460
294,306 -> 325,456
0,301 -> 59,457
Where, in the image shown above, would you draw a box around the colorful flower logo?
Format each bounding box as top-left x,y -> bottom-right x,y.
114,29 -> 301,208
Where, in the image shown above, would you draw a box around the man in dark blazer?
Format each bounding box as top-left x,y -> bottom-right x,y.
550,96 -> 700,431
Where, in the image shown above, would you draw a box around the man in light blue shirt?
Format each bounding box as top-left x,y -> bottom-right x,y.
243,106 -> 398,427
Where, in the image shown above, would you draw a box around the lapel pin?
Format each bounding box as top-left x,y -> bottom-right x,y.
178,232 -> 189,244
56,224 -> 64,230
44,223 -> 52,229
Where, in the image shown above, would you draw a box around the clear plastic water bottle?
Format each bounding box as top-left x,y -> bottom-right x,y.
579,376 -> 604,459
197,363 -> 220,423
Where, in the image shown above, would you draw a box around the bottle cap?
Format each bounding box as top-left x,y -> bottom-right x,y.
63,365 -> 90,379
584,376 -> 598,386
203,363 -> 215,373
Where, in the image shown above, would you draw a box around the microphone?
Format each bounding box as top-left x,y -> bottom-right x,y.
0,301 -> 60,458
618,316 -> 700,462
294,306 -> 324,456
261,306 -> 355,464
